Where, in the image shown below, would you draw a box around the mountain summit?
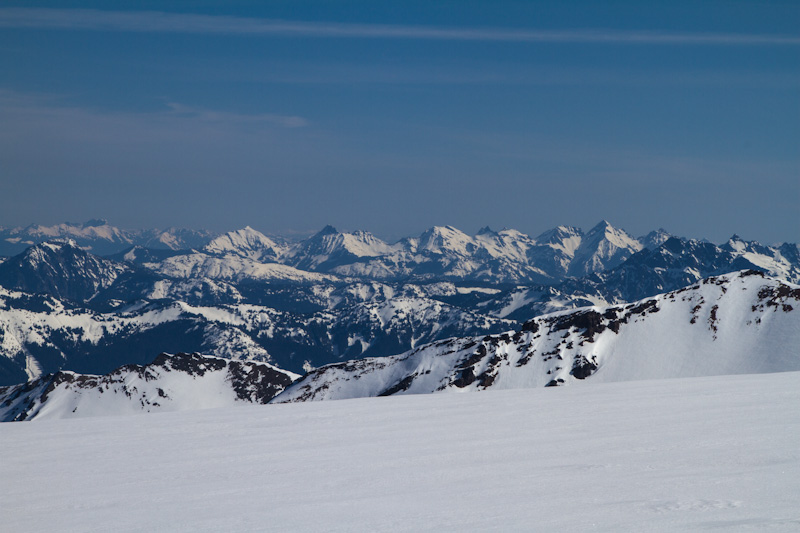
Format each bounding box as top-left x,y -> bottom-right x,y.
0,240 -> 130,302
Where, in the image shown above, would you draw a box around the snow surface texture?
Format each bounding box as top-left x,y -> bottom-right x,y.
0,352 -> 300,422
275,271 -> 800,402
2,372 -> 799,531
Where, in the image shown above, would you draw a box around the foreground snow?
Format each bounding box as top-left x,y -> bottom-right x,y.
2,372 -> 799,532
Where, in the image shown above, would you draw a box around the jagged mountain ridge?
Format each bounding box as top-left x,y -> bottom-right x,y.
145,221 -> 797,285
477,235 -> 800,321
0,219 -> 674,283
6,271 -> 797,420
4,219 -> 795,287
0,219 -> 216,256
281,221 -> 644,283
0,281 -> 514,385
273,271 -> 800,403
0,239 -> 131,303
0,352 -> 300,422
0,222 -> 797,387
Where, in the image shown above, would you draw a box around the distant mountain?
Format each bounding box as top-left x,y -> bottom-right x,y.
4,221 -> 796,288
0,352 -> 299,422
0,219 -> 215,256
106,245 -> 185,265
566,220 -> 643,277
0,240 -> 130,303
638,228 -> 672,250
193,222 -> 665,284
203,226 -> 287,262
273,271 -> 800,402
0,280 -> 515,385
0,287 -> 276,385
477,235 -> 800,321
525,225 -> 583,279
275,223 -> 615,283
146,253 -> 340,283
285,225 -> 402,272
1,221 -> 797,389
140,227 -> 217,251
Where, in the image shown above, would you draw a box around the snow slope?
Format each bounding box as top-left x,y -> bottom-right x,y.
203,226 -> 287,262
2,371 -> 799,531
286,225 -> 402,271
567,220 -> 643,277
275,270 -> 800,402
147,252 -> 338,283
0,352 -> 299,422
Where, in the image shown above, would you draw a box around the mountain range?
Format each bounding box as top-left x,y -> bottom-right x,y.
3,270 -> 797,420
274,270 -> 800,402
0,219 -> 797,402
0,219 -> 215,256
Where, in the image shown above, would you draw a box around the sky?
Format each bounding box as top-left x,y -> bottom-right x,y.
0,1 -> 798,244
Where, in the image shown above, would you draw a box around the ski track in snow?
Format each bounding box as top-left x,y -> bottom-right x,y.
1,372 -> 799,532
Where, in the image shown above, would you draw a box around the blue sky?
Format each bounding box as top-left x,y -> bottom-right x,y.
0,1 -> 798,243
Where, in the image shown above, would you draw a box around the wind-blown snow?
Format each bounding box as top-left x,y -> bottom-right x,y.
1,372 -> 799,531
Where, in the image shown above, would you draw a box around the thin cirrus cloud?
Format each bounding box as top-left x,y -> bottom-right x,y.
0,7 -> 798,46
0,90 -> 307,130
164,103 -> 307,128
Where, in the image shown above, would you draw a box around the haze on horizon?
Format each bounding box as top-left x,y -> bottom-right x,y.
1,1 -> 798,244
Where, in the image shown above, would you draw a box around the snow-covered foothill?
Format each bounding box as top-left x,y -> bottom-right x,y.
0,352 -> 300,422
274,270 -> 800,402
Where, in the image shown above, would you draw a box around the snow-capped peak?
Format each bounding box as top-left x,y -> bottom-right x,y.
418,226 -> 475,255
534,225 -> 583,245
567,221 -> 643,277
286,226 -> 398,270
639,228 -> 672,250
0,239 -> 130,302
203,227 -> 285,261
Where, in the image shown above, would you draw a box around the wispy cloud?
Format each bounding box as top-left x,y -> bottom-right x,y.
164,103 -> 307,128
197,62 -> 800,88
0,8 -> 798,46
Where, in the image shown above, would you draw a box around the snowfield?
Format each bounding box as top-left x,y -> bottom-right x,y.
2,371 -> 799,532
